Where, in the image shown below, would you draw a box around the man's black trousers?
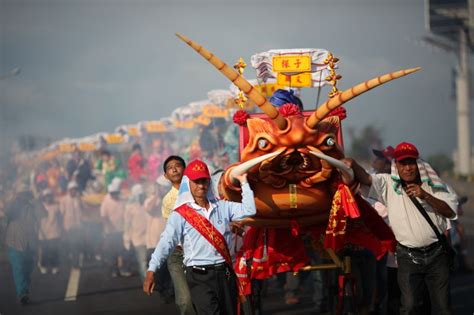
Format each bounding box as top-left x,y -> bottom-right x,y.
185,263 -> 238,315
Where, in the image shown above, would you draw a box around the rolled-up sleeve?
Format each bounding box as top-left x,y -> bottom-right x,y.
369,174 -> 389,205
433,189 -> 459,220
147,212 -> 183,272
227,182 -> 256,221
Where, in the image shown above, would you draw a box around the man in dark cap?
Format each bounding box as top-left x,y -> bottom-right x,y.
371,145 -> 394,175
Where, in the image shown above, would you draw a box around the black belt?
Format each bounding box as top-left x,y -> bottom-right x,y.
398,241 -> 440,253
187,262 -> 228,272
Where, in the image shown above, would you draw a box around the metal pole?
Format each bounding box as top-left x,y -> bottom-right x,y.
456,28 -> 471,176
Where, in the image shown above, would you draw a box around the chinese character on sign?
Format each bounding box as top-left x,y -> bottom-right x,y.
272,55 -> 311,72
276,73 -> 312,87
294,58 -> 301,69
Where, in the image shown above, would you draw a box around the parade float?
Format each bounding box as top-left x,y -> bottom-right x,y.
176,33 -> 420,311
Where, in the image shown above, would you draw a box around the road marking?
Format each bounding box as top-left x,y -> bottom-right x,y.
64,267 -> 81,301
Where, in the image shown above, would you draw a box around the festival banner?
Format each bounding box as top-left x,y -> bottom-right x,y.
145,121 -> 168,133
41,149 -> 60,160
174,120 -> 195,129
58,142 -> 76,153
202,104 -> 229,118
272,55 -> 312,72
127,126 -> 140,137
194,114 -> 212,126
254,82 -> 286,97
103,133 -> 125,144
251,49 -> 336,88
78,142 -> 98,152
276,72 -> 312,88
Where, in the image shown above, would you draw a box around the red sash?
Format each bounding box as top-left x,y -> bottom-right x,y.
175,204 -> 246,303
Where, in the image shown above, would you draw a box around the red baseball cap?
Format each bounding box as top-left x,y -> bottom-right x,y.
372,145 -> 395,161
392,142 -> 419,162
184,159 -> 211,181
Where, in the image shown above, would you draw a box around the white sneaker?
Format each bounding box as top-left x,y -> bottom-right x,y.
39,266 -> 48,274
51,267 -> 59,275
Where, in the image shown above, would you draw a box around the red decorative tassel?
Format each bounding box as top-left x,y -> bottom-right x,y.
290,219 -> 300,237
339,184 -> 361,218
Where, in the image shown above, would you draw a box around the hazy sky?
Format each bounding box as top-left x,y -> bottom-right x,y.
1,0 -> 472,157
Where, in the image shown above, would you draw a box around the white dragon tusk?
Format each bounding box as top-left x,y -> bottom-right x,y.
230,150 -> 283,182
309,151 -> 354,183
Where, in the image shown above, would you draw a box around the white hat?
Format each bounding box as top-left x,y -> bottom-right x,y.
107,178 -> 122,193
156,175 -> 171,188
67,181 -> 78,190
131,184 -> 145,196
41,189 -> 53,196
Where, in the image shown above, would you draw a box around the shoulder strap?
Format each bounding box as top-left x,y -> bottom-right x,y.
175,204 -> 232,265
176,204 -> 247,304
405,191 -> 444,241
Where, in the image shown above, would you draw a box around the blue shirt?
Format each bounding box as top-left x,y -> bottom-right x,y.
148,183 -> 256,271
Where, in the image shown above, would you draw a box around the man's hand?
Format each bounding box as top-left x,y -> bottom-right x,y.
405,183 -> 456,219
341,157 -> 372,186
234,173 -> 248,186
143,271 -> 156,296
342,158 -> 354,169
230,221 -> 245,236
405,183 -> 427,199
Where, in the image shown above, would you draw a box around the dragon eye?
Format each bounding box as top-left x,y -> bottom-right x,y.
258,138 -> 269,149
325,137 -> 335,147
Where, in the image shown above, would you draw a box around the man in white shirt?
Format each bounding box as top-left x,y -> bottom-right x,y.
345,142 -> 457,315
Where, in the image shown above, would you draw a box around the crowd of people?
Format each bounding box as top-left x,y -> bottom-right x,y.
0,119 -> 237,307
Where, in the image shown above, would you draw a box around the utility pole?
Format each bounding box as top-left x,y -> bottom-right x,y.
457,28 -> 471,175
425,0 -> 472,176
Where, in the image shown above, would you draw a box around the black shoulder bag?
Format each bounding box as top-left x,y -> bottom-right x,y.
406,193 -> 457,272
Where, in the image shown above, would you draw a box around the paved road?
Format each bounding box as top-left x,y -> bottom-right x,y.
1,248 -> 473,315
0,256 -> 176,315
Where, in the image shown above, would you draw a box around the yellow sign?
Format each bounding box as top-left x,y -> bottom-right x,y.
272,55 -> 311,72
174,120 -> 195,129
127,126 -> 140,137
255,83 -> 286,97
289,184 -> 298,209
42,150 -> 60,160
202,105 -> 229,118
78,143 -> 97,152
194,114 -> 212,126
145,121 -> 167,133
59,143 -> 76,153
104,133 -> 124,144
277,72 -> 312,87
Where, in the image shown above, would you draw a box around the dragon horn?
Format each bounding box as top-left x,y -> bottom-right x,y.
176,33 -> 287,130
309,150 -> 354,183
306,67 -> 421,129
